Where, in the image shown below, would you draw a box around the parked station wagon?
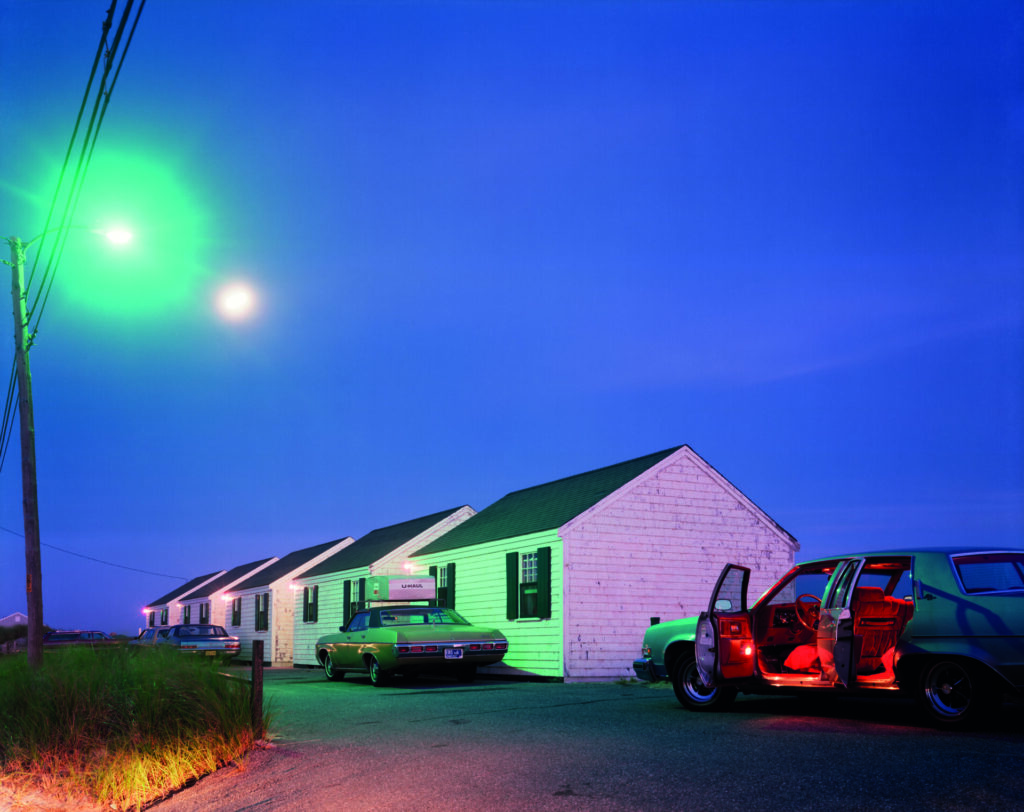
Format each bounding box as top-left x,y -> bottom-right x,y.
633,548 -> 1024,726
316,605 -> 508,686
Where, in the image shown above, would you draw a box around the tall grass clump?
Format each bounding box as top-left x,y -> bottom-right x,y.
0,646 -> 268,810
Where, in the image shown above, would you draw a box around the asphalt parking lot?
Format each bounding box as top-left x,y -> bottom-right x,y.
154,667 -> 1024,812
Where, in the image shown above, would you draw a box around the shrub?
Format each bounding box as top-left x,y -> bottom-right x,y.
0,646 -> 267,810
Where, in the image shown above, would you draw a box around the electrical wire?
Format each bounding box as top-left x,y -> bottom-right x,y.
29,0 -> 148,342
0,524 -> 186,580
0,0 -> 146,477
0,360 -> 17,473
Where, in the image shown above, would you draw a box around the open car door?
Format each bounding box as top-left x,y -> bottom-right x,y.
695,564 -> 754,689
816,558 -> 863,687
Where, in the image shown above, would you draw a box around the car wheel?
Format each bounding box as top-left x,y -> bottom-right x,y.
368,655 -> 389,687
672,652 -> 737,712
917,659 -> 995,727
321,652 -> 344,682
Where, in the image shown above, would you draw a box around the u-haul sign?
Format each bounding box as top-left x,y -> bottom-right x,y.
366,576 -> 436,601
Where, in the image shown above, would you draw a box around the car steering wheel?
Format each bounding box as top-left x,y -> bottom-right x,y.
794,594 -> 821,632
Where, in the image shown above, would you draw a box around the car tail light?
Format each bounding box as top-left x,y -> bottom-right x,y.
495,642 -> 508,651
180,644 -> 196,650
396,645 -> 409,654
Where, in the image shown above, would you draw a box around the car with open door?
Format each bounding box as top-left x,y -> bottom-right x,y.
634,548 -> 1024,727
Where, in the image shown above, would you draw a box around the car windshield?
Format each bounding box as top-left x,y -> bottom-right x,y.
378,608 -> 469,627
177,626 -> 228,637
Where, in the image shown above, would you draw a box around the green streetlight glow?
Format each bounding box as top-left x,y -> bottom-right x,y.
43,150 -> 211,319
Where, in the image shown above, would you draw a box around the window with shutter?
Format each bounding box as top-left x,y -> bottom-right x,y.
506,547 -> 552,620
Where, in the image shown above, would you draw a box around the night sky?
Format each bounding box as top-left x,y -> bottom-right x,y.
1,1 -> 1021,635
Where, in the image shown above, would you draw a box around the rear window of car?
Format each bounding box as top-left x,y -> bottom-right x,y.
953,552 -> 1024,594
177,626 -> 228,637
379,609 -> 468,627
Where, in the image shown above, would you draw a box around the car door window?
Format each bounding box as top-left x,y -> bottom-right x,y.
346,613 -> 369,633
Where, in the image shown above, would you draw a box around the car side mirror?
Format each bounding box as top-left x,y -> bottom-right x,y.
715,598 -> 733,612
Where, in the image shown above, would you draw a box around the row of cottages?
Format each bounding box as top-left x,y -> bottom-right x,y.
144,570 -> 227,628
142,540 -> 352,666
224,539 -> 353,665
142,444 -> 797,679
292,506 -> 477,667
401,445 -> 798,681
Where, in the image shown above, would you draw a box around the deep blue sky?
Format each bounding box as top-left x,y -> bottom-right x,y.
2,1 -> 1021,635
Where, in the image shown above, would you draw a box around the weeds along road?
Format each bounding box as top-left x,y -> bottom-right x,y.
154,667 -> 1024,812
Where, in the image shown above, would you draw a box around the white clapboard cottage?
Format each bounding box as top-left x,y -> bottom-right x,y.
143,570 -> 225,630
177,557 -> 277,629
408,445 -> 799,681
292,506 -> 476,667
226,539 -> 353,665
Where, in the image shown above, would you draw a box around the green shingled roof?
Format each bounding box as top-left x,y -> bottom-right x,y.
147,571 -> 224,608
186,558 -> 276,599
303,507 -> 467,578
232,540 -> 345,590
412,446 -> 682,557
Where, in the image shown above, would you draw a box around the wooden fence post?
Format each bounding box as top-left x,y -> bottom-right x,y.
251,639 -> 264,739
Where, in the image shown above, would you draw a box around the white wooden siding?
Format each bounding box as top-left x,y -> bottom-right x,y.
293,570 -> 367,667
291,508 -> 476,667
560,448 -> 797,681
414,531 -> 564,679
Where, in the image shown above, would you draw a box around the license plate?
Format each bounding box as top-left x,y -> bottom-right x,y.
205,651 -> 217,656
444,648 -> 463,660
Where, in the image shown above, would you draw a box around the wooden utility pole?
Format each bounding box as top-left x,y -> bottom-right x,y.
8,236 -> 44,669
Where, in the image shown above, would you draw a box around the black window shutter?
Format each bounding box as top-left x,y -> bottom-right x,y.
358,577 -> 366,609
312,585 -> 319,623
506,552 -> 519,620
447,562 -> 456,610
343,580 -> 352,626
537,546 -> 552,619
302,587 -> 309,622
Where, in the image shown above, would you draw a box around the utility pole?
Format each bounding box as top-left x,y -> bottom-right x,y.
8,236 -> 44,668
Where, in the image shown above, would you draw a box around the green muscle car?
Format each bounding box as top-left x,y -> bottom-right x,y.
316,605 -> 508,686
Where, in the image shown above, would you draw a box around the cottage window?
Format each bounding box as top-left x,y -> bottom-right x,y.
199,602 -> 210,624
230,597 -> 242,627
147,611 -> 155,628
430,563 -> 456,608
159,607 -> 168,626
506,547 -> 552,620
182,605 -> 191,624
303,585 -> 319,623
255,593 -> 270,632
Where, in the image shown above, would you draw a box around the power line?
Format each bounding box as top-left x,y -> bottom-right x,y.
1,0 -> 147,478
29,0 -> 148,341
0,524 -> 185,580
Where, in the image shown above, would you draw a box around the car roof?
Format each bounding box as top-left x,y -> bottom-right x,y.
797,547 -> 1024,565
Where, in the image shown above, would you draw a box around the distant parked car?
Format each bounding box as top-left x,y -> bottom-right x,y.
633,548 -> 1024,727
43,630 -> 116,646
315,605 -> 509,685
131,625 -> 241,661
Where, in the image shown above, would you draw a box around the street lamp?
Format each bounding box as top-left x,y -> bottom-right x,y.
4,227 -> 130,668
